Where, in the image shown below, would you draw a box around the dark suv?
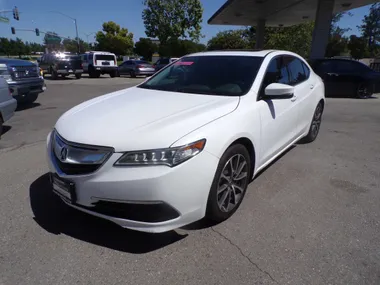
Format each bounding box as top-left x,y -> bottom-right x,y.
0,58 -> 45,104
39,53 -> 83,79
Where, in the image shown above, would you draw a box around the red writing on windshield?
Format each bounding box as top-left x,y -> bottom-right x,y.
174,61 -> 194,66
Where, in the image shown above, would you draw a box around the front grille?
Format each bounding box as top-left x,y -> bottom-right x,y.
77,200 -> 180,222
52,151 -> 101,175
11,65 -> 39,80
51,131 -> 113,176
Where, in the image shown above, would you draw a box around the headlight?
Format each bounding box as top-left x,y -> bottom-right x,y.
114,139 -> 206,167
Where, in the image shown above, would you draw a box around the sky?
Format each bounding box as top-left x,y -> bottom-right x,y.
0,0 -> 373,45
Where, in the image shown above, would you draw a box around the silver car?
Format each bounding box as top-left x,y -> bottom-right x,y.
0,76 -> 17,138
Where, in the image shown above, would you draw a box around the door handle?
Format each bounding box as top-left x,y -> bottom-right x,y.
327,72 -> 339,76
310,84 -> 314,89
291,95 -> 297,102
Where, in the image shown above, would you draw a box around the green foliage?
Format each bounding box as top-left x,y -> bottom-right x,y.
207,30 -> 251,51
0,37 -> 44,57
348,35 -> 369,59
358,3 -> 380,54
264,22 -> 314,58
159,38 -> 206,56
142,0 -> 203,44
134,38 -> 158,61
96,21 -> 134,55
62,38 -> 89,54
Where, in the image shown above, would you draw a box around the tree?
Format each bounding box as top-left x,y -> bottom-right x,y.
142,0 -> 203,44
324,12 -> 351,57
207,30 -> 250,51
358,3 -> 380,53
134,38 -> 158,61
264,22 -> 314,58
159,38 -> 205,56
348,35 -> 369,59
0,38 -> 12,56
62,38 -> 89,53
95,21 -> 134,55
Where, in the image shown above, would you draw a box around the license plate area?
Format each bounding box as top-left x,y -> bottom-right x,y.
50,173 -> 76,204
102,62 -> 110,65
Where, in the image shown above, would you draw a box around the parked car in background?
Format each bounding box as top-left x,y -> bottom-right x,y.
309,58 -> 380,98
39,52 -> 83,79
46,50 -> 325,233
118,60 -> 155,77
0,76 -> 17,138
0,58 -> 45,104
81,51 -> 118,78
154,57 -> 179,71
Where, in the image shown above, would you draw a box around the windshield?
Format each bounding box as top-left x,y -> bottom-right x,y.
138,55 -> 263,96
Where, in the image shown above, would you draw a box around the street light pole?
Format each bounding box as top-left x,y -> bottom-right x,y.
49,11 -> 80,53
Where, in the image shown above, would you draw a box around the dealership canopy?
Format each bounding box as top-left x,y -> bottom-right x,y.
208,0 -> 376,58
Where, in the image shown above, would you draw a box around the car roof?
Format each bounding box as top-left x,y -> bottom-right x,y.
187,49 -> 277,57
0,57 -> 36,66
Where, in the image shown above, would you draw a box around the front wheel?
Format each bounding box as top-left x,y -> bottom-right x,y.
206,144 -> 251,222
300,101 -> 324,144
75,73 -> 82,79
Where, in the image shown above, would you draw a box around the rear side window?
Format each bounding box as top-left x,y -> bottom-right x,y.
95,55 -> 115,61
89,54 -> 93,61
302,63 -> 310,78
160,58 -> 169,64
285,56 -> 307,85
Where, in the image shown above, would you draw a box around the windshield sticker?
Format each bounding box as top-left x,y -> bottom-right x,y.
174,61 -> 194,66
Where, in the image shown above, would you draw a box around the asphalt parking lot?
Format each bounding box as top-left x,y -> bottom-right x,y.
1,77 -> 379,285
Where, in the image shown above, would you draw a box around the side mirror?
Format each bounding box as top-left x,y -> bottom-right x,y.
264,83 -> 294,99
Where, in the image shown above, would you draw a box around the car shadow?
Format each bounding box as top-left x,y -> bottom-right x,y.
29,173 -> 188,254
16,102 -> 41,111
1,125 -> 11,136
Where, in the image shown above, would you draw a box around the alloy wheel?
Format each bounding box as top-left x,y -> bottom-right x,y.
311,103 -> 323,139
357,84 -> 370,99
217,154 -> 249,213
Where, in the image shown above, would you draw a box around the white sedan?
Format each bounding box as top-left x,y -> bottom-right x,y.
47,50 -> 325,233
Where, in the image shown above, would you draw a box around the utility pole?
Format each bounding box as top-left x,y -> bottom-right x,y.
85,32 -> 96,45
49,11 -> 80,53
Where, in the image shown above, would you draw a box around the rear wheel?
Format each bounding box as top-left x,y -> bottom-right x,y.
25,93 -> 38,104
357,82 -> 372,99
89,66 -> 100,78
300,101 -> 323,144
110,71 -> 117,78
206,144 -> 251,222
75,73 -> 82,79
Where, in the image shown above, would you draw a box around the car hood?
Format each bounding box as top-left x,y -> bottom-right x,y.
55,87 -> 239,151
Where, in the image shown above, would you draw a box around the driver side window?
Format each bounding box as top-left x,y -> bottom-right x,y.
260,57 -> 290,98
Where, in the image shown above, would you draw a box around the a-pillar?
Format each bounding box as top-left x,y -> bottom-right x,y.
255,19 -> 266,49
310,0 -> 335,59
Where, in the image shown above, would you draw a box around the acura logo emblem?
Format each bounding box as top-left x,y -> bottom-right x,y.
60,147 -> 68,161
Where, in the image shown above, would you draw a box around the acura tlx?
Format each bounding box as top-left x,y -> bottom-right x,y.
47,50 -> 325,233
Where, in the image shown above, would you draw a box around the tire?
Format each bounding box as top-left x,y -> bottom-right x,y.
88,66 -> 97,78
356,82 -> 373,99
25,93 -> 38,104
51,68 -> 58,80
300,101 -> 324,144
206,144 -> 251,222
0,116 -> 3,139
130,71 -> 136,78
75,73 -> 82,79
61,74 -> 67,78
109,71 -> 117,78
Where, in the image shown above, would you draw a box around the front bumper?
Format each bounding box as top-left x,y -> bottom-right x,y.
57,69 -> 83,75
46,132 -> 219,233
8,78 -> 45,96
0,98 -> 17,122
